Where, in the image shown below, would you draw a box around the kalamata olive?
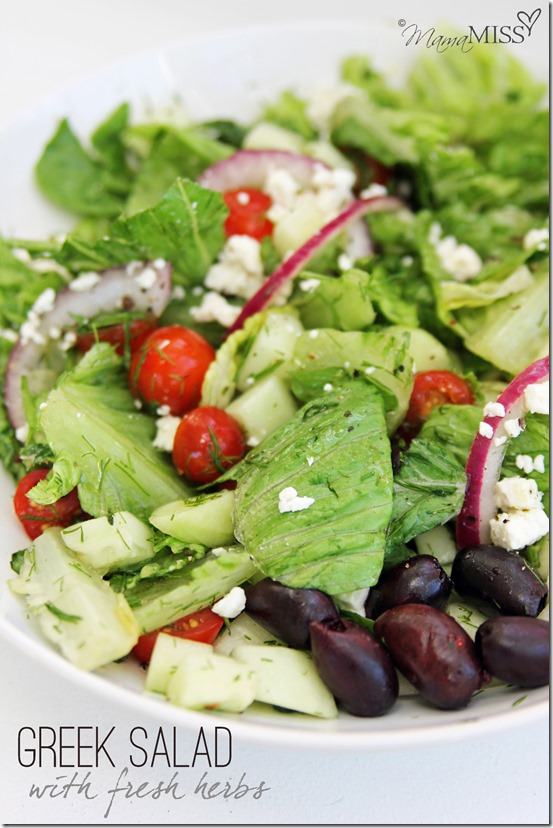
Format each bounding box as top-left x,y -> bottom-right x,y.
451,545 -> 548,617
475,616 -> 550,688
365,555 -> 452,619
374,603 -> 483,709
245,578 -> 338,649
309,618 -> 398,717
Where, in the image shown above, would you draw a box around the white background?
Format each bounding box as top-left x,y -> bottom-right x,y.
0,1 -> 549,825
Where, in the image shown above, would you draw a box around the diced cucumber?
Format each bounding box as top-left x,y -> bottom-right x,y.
130,547 -> 258,633
233,644 -> 338,718
9,528 -> 139,670
235,310 -> 303,391
226,374 -> 298,445
166,651 -> 258,713
272,194 -> 326,257
213,612 -> 284,656
414,524 -> 458,568
61,511 -> 154,574
304,140 -> 353,170
243,122 -> 305,153
149,489 -> 235,548
145,633 -> 214,695
386,326 -> 462,373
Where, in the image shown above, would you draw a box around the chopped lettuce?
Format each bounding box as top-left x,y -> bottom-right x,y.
233,383 -> 393,594
30,344 -> 190,519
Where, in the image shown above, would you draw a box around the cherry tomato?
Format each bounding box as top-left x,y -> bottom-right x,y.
76,317 -> 157,356
132,608 -> 225,664
172,406 -> 246,484
129,325 -> 215,416
223,188 -> 273,240
405,371 -> 475,427
13,469 -> 83,541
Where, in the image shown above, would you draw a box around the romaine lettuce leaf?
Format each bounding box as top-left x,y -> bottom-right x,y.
233,383 -> 393,594
31,344 -> 190,518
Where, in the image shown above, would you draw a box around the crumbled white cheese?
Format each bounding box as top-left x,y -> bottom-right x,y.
490,508 -> 549,551
204,235 -> 264,299
523,381 -> 549,415
523,227 -> 549,251
364,366 -> 376,375
134,266 -> 157,290
212,586 -> 246,619
189,291 -> 241,328
125,260 -> 144,278
0,328 -> 18,343
247,435 -> 260,447
299,278 -> 321,292
156,405 -> 171,417
515,454 -> 535,475
494,435 -> 508,447
402,255 -> 414,267
171,285 -> 186,301
15,424 -> 29,444
59,330 -> 77,352
534,455 -> 546,474
495,477 -> 543,511
307,456 -> 315,466
236,191 -> 250,206
311,166 -> 356,219
504,418 -> 523,438
152,415 -> 181,452
32,288 -> 56,316
153,258 -> 167,270
360,183 -> 388,199
48,325 -> 62,340
211,547 -> 228,557
338,253 -> 354,271
264,168 -> 300,210
479,422 -> 494,439
278,486 -> 315,514
308,329 -> 319,339
483,401 -> 506,418
435,235 -> 482,282
69,271 -> 100,292
323,383 -> 333,392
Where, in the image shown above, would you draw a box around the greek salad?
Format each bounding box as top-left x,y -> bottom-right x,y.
1,43 -> 550,720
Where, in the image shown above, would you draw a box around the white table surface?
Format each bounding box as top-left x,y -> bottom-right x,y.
0,1 -> 549,825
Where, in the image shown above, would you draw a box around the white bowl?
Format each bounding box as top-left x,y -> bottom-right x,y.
0,20 -> 548,749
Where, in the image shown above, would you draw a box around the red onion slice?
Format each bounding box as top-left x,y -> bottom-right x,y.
197,149 -> 329,191
456,356 -> 550,549
4,260 -> 172,429
226,195 -> 403,336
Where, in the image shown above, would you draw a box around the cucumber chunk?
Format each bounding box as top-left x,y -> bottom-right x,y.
414,524 -> 458,568
166,651 -> 258,713
145,633 -> 214,695
130,547 -> 258,634
386,326 -> 462,373
9,527 -> 139,670
233,644 -> 338,718
243,122 -> 305,153
61,511 -> 154,574
235,311 -> 303,391
149,489 -> 235,548
213,612 -> 284,656
226,375 -> 298,445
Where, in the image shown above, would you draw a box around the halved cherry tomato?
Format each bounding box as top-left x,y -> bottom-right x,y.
405,370 -> 475,427
172,406 -> 246,484
223,188 -> 273,240
13,469 -> 83,540
76,317 -> 157,356
132,608 -> 225,664
129,325 -> 215,416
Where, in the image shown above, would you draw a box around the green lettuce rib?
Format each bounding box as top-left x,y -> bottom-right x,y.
233,383 -> 393,594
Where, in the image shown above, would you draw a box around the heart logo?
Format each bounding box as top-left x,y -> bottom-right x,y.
517,8 -> 541,34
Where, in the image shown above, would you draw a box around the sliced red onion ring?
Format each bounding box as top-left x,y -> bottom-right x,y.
456,356 -> 550,549
5,261 -> 172,429
197,149 -> 328,191
226,195 -> 403,336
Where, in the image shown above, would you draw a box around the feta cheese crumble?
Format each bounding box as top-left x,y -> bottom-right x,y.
278,486 -> 315,514
212,587 -> 247,619
360,183 -> 388,199
494,477 -> 543,511
483,402 -> 506,418
504,418 -> 523,438
204,235 -> 264,299
68,271 -> 101,292
478,421 -> 494,439
490,508 -> 549,551
299,278 -> 321,292
189,291 -> 241,328
152,415 -> 181,452
523,381 -> 549,415
522,227 -> 549,251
